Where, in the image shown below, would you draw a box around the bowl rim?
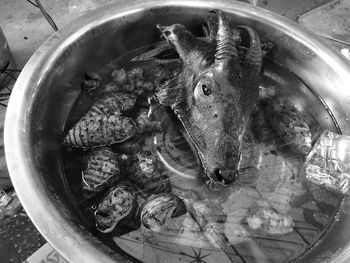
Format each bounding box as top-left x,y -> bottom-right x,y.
5,1 -> 350,262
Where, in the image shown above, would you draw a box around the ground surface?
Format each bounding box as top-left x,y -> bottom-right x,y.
0,0 -> 333,262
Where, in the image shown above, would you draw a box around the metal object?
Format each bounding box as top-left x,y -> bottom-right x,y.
306,130 -> 350,195
4,1 -> 350,262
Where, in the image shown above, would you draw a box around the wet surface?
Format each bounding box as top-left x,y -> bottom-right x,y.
80,55 -> 340,263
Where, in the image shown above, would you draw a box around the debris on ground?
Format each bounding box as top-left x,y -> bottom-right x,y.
0,212 -> 46,263
0,189 -> 22,219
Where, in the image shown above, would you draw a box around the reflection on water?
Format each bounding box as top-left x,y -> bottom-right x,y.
62,52 -> 342,263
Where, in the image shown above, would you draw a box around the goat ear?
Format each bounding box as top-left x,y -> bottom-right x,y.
155,77 -> 179,107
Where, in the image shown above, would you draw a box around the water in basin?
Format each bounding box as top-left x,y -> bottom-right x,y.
62,44 -> 343,263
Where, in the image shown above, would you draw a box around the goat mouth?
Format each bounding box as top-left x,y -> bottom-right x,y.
213,169 -> 237,186
174,119 -> 241,189
189,146 -> 235,189
201,165 -> 255,190
199,167 -> 227,190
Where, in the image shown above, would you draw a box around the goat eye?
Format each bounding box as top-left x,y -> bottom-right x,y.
164,30 -> 171,37
202,84 -> 212,96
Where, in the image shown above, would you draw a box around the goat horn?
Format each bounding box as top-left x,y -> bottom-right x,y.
211,10 -> 240,70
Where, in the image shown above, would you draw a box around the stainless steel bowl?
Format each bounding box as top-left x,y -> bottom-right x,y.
5,0 -> 350,262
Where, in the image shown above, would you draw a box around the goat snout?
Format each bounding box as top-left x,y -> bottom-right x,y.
213,168 -> 238,185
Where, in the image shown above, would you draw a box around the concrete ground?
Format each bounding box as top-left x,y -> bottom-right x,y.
0,0 -> 334,262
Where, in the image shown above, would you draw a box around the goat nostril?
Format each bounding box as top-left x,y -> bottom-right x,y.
214,169 -> 239,185
214,169 -> 227,185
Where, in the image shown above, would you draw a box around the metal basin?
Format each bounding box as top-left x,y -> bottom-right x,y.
4,0 -> 350,262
